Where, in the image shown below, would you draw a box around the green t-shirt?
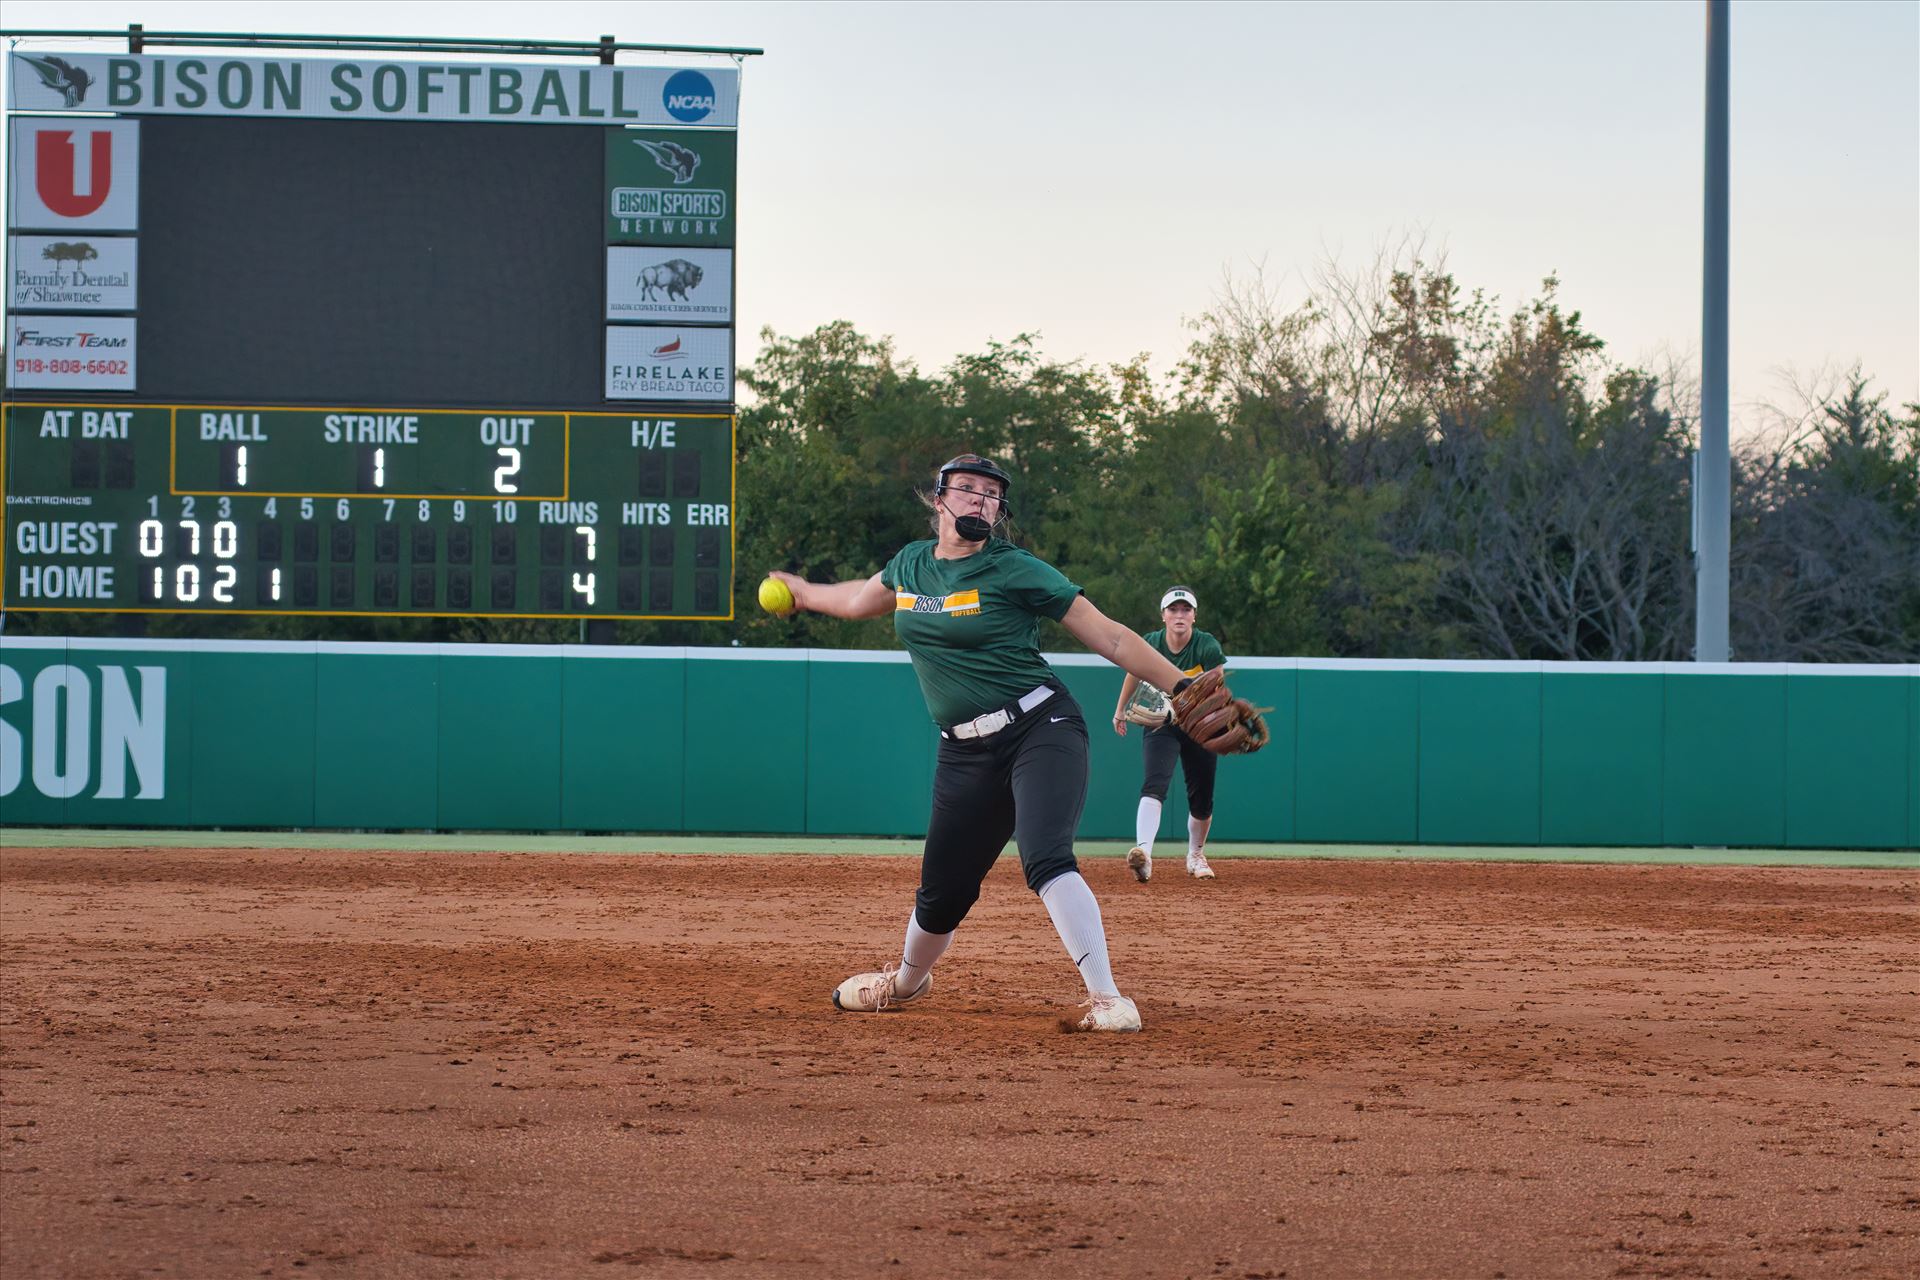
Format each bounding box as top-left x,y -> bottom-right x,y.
1144,627 -> 1226,681
884,538 -> 1082,727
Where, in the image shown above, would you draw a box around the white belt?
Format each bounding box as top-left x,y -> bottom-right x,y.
947,684 -> 1055,740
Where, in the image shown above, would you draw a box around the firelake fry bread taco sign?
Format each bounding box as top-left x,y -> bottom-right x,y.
6,52 -> 740,127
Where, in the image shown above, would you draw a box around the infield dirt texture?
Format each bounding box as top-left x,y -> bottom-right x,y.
2,846 -> 1915,1278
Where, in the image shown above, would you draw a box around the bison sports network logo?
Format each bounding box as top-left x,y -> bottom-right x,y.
610,185 -> 726,229
662,70 -> 716,123
604,128 -> 733,245
634,138 -> 700,184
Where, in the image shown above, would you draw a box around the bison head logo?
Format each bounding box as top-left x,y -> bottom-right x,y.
21,55 -> 93,108
632,138 -> 701,185
635,258 -> 704,303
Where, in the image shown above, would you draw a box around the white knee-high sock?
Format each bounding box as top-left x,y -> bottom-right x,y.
1188,814 -> 1212,855
897,916 -> 951,990
1038,872 -> 1119,998
1135,797 -> 1162,852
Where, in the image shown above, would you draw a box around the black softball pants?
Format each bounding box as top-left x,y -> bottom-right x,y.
914,689 -> 1089,935
1140,723 -> 1218,820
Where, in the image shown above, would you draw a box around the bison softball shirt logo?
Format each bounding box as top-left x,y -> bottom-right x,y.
896,590 -> 983,618
8,118 -> 140,230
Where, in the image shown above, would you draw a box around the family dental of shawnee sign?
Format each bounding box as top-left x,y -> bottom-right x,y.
6,52 -> 739,126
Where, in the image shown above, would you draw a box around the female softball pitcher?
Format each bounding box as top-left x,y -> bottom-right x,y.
766,454 -> 1197,1032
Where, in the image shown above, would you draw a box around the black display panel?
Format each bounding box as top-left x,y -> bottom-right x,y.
133,117 -> 606,407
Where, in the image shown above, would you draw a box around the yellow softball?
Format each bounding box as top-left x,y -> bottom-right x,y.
758,576 -> 795,617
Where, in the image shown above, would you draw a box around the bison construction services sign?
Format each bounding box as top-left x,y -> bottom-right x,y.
0,661 -> 168,801
7,52 -> 739,128
9,235 -> 138,310
606,247 -> 732,323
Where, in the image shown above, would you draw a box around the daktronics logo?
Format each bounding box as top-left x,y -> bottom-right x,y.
15,326 -> 129,348
36,129 -> 115,218
662,70 -> 716,123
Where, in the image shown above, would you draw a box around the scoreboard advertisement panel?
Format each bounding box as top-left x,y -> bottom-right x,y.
2,44 -> 741,620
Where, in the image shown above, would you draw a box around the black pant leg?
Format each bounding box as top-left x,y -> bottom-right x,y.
915,736 -> 1017,933
1009,704 -> 1090,893
1139,727 -> 1180,801
1180,734 -> 1219,820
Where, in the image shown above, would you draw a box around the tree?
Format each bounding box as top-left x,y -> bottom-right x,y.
1730,371 -> 1919,661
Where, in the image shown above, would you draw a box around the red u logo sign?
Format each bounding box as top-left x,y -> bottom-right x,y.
36,130 -> 113,218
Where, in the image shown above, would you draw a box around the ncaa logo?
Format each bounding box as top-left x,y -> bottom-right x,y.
663,69 -> 716,123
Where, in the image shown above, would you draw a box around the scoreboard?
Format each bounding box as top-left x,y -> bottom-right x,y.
1,43 -> 742,619
2,402 -> 730,617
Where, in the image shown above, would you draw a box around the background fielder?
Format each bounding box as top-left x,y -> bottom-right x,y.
1112,586 -> 1226,882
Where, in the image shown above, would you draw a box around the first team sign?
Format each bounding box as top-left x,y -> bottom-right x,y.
7,53 -> 739,128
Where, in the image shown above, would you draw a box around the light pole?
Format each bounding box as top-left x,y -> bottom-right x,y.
1696,0 -> 1731,661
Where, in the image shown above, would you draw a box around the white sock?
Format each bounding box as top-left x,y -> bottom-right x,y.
897,916 -> 951,991
1189,814 -> 1212,856
1135,797 -> 1162,852
1038,872 -> 1119,998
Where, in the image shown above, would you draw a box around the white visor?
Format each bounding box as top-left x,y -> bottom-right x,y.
1160,588 -> 1197,611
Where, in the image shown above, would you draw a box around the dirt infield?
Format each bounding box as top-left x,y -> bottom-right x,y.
1,849 -> 1915,1279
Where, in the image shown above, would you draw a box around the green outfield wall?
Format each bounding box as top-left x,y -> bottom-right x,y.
1,639 -> 1914,850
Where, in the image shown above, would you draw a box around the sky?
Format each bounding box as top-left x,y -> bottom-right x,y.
3,0 -> 1916,433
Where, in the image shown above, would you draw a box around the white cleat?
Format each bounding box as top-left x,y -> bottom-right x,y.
1071,994 -> 1142,1033
1126,846 -> 1152,883
1186,852 -> 1216,880
831,964 -> 932,1013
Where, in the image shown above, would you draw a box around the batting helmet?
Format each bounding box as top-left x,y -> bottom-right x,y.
936,453 -> 1012,495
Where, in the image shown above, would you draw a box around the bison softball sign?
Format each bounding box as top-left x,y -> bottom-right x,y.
6,52 -> 739,129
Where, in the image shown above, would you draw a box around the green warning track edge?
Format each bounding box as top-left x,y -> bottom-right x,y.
1,828 -> 1913,868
